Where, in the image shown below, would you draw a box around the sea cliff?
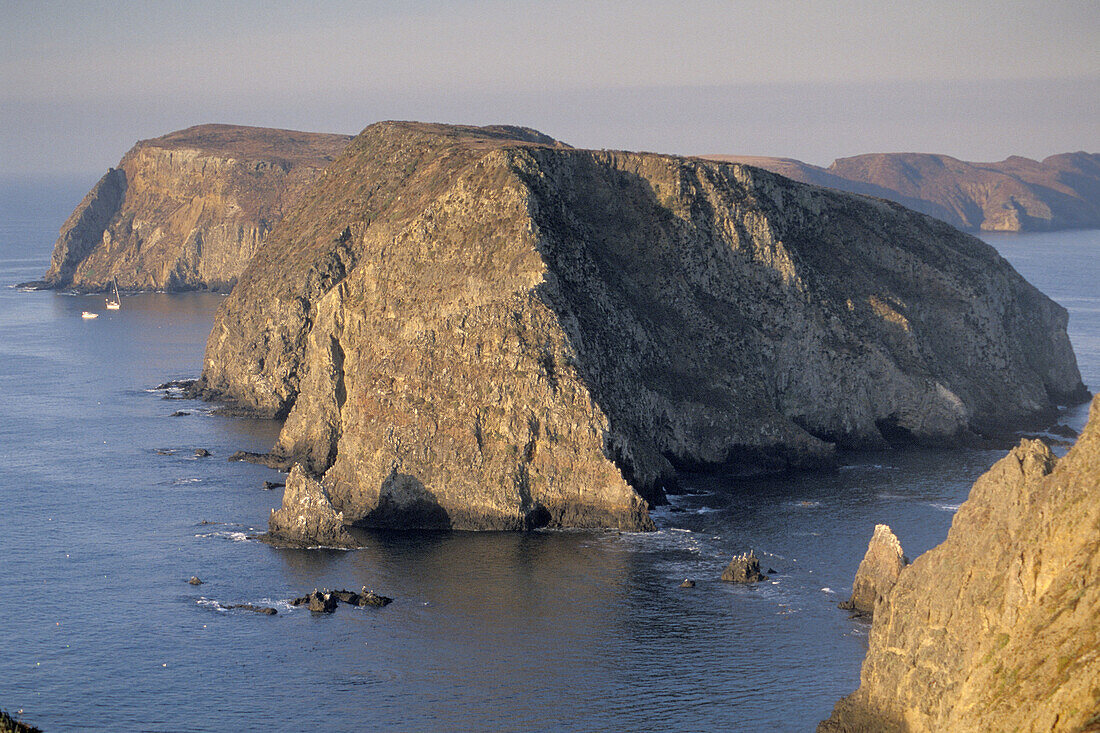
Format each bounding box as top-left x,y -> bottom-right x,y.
41,124 -> 351,292
820,395 -> 1100,732
189,121 -> 1086,539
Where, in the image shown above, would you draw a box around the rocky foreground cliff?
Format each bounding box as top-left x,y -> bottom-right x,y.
821,395 -> 1100,732
705,151 -> 1100,233
191,121 -> 1086,539
41,124 -> 351,292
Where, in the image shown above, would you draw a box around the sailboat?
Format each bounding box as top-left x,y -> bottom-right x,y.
105,279 -> 121,310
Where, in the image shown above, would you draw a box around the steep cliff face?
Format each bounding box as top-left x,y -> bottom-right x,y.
821,395 -> 1100,732
43,124 -> 351,292
196,121 -> 1085,536
705,151 -> 1100,232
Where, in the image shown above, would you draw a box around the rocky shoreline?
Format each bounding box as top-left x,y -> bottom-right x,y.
821,395 -> 1100,731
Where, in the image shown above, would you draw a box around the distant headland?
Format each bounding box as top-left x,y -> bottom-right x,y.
703,151 -> 1100,233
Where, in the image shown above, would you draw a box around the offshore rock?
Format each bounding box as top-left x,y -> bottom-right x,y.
43,124 -> 350,292
265,465 -> 358,548
721,551 -> 766,583
838,524 -> 907,616
306,591 -> 338,614
195,121 -> 1086,537
820,396 -> 1100,732
705,151 -> 1100,233
291,587 -> 392,609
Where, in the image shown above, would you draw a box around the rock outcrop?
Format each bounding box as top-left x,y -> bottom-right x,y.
42,124 -> 351,292
193,121 -> 1086,539
266,465 -> 358,549
721,551 -> 766,583
838,524 -> 907,616
290,588 -> 392,610
705,151 -> 1100,232
820,395 -> 1100,732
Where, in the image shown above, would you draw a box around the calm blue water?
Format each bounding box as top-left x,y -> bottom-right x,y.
1,180 -> 1097,732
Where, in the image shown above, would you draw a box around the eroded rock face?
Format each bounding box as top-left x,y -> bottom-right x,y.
838,524 -> 906,616
197,121 -> 1086,537
43,124 -> 351,292
820,396 -> 1100,732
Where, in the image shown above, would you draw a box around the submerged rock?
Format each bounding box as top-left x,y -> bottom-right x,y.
820,395 -> 1100,732
228,451 -> 293,471
261,481 -> 285,491
838,524 -> 907,616
721,551 -> 766,583
193,448 -> 211,458
187,576 -> 204,585
679,579 -> 696,588
191,121 -> 1085,540
223,604 -> 277,615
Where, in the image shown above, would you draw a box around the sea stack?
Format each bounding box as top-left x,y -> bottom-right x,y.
820,395 -> 1100,732
188,121 -> 1085,540
42,124 -> 351,292
838,524 -> 907,616
721,551 -> 766,584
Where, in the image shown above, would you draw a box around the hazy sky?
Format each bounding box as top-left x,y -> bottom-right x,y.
2,0 -> 1097,179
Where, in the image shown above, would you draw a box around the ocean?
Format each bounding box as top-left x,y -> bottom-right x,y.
1,178 -> 1097,731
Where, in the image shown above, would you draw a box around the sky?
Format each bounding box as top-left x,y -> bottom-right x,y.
2,0 -> 1097,180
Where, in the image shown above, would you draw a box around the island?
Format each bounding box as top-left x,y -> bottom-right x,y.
174,121 -> 1086,542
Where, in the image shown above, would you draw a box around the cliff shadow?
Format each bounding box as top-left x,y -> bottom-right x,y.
353,470 -> 452,530
521,153 -> 813,501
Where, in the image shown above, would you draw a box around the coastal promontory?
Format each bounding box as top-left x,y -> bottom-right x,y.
820,395 -> 1100,732
189,121 -> 1086,540
41,124 -> 351,292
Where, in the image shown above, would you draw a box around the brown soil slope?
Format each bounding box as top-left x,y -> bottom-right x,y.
821,395 -> 1100,732
195,121 -> 1085,538
705,152 -> 1100,232
43,124 -> 352,292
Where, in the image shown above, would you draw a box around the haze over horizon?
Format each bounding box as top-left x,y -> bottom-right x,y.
2,0 -> 1097,180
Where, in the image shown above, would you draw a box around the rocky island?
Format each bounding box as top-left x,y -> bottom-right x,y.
705,151 -> 1100,233
40,124 -> 351,292
176,121 -> 1087,542
820,394 -> 1100,732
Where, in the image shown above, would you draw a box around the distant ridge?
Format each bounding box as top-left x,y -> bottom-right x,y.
702,151 -> 1100,232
